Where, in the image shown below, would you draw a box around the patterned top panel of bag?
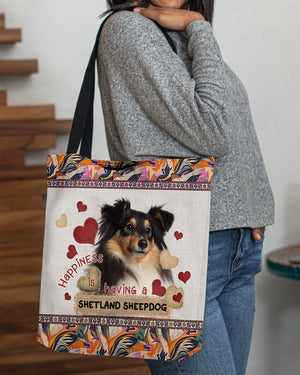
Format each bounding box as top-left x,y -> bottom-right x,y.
47,154 -> 215,183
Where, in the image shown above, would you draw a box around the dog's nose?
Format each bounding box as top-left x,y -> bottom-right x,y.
138,239 -> 148,250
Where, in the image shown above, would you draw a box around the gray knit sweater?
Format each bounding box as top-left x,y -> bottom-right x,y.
96,10 -> 275,232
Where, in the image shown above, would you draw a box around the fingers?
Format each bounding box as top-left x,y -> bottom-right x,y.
133,6 -> 158,21
133,6 -> 204,31
252,228 -> 262,241
251,226 -> 265,241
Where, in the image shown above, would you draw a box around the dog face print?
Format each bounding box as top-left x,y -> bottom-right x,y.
95,198 -> 174,291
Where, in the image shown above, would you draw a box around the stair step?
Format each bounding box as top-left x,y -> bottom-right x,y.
0,166 -> 46,180
0,350 -> 71,368
0,285 -> 41,303
1,302 -> 38,323
0,150 -> 25,169
0,232 -> 44,253
0,104 -> 55,121
0,210 -> 45,233
1,357 -> 149,375
0,90 -> 6,105
0,179 -> 46,212
0,59 -> 38,75
0,332 -> 41,354
0,316 -> 37,334
0,245 -> 43,259
0,134 -> 56,151
0,165 -> 46,209
0,28 -> 21,43
0,14 -> 4,29
0,179 -> 46,200
0,273 -> 41,289
0,195 -> 44,212
0,257 -> 42,276
0,233 -> 44,250
0,119 -> 71,134
0,351 -> 148,372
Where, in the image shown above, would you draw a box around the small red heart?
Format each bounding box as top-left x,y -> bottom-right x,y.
73,218 -> 98,245
173,293 -> 183,303
152,279 -> 166,297
174,231 -> 183,240
178,271 -> 191,284
67,245 -> 78,259
77,201 -> 87,212
65,293 -> 71,301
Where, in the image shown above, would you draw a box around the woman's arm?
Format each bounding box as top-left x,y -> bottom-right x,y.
99,11 -> 231,157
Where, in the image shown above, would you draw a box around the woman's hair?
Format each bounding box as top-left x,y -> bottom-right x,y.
99,0 -> 215,25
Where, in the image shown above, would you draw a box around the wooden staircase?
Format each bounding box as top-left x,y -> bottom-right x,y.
0,13 -> 21,43
0,59 -> 38,75
0,14 -> 37,74
0,12 -> 150,375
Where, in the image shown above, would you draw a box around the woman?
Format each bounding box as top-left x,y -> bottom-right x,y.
97,1 -> 275,374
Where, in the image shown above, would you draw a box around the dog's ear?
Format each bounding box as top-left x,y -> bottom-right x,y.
112,198 -> 131,217
148,206 -> 174,234
100,199 -> 131,228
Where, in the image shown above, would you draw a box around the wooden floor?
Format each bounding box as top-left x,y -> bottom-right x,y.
0,219 -> 151,374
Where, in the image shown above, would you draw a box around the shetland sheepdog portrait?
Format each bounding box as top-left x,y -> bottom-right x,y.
94,198 -> 174,294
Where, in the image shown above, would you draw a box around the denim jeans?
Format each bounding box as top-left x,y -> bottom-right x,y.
146,227 -> 264,375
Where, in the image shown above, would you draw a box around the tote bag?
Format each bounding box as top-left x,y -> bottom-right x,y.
37,11 -> 215,361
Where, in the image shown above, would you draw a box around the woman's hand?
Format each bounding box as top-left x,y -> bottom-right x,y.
252,226 -> 265,241
133,4 -> 205,31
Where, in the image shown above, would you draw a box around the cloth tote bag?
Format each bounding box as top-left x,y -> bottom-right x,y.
37,11 -> 215,361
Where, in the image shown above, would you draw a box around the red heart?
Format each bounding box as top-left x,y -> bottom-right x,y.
174,231 -> 183,240
67,245 -> 78,259
77,201 -> 87,212
65,293 -> 71,301
173,293 -> 183,303
178,271 -> 191,284
152,279 -> 166,297
73,218 -> 98,245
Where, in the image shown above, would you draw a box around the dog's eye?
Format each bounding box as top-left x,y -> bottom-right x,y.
146,227 -> 152,235
126,223 -> 134,231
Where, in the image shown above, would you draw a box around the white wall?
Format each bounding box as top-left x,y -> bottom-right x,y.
1,1 -> 299,374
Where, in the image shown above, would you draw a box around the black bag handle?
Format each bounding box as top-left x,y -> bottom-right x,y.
66,9 -> 177,159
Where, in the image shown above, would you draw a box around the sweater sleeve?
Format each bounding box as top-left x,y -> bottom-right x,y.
99,11 -> 231,157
